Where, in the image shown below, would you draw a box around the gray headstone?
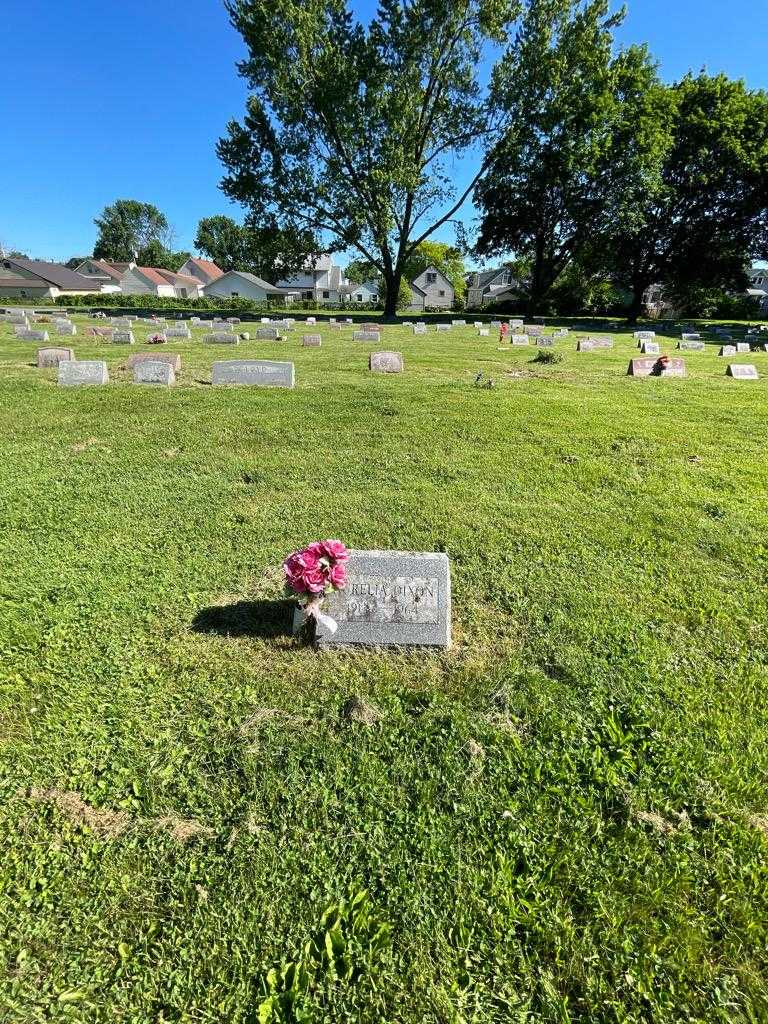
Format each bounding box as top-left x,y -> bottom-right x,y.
478,328 -> 490,336
736,342 -> 751,353
112,331 -> 135,344
678,340 -> 705,351
127,352 -> 181,371
166,326 -> 191,339
257,327 -> 281,340
58,360 -> 109,386
726,364 -> 759,379
681,333 -> 701,341
634,331 -> 655,340
523,325 -> 543,336
719,345 -> 737,356
56,322 -> 77,336
315,550 -> 451,649
134,360 -> 175,386
628,357 -> 686,378
413,325 -> 427,335
536,337 -> 555,347
577,340 -> 595,351
510,320 -> 524,328
212,359 -> 294,387
511,334 -> 529,346
436,324 -> 451,332
353,330 -> 380,341
18,329 -> 49,342
370,351 -> 404,373
205,332 -> 239,344
586,337 -> 613,348
641,341 -> 660,354
302,334 -> 322,346
37,347 -> 74,368
451,320 -> 466,327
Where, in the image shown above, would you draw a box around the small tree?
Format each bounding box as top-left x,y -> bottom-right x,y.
218,0 -> 520,318
93,200 -> 172,262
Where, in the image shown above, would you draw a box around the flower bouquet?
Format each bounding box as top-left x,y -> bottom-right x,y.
148,333 -> 167,345
283,540 -> 350,638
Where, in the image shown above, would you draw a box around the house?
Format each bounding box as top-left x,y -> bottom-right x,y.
747,266 -> 768,314
202,271 -> 298,303
74,258 -> 131,292
408,265 -> 454,310
277,255 -> 350,304
466,267 -> 518,307
0,257 -> 103,299
349,280 -> 380,304
177,257 -> 224,288
119,266 -> 204,299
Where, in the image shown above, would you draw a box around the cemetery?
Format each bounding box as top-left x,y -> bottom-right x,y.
2,307 -> 768,1018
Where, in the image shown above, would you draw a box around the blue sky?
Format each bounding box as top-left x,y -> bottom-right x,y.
1,0 -> 766,264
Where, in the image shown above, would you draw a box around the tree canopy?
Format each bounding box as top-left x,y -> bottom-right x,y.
218,0 -> 520,316
93,200 -> 172,262
194,214 -> 315,281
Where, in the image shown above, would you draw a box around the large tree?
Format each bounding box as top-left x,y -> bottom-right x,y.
474,0 -> 670,317
597,73 -> 768,322
217,0 -> 519,317
193,214 -> 315,281
135,239 -> 190,272
93,200 -> 172,262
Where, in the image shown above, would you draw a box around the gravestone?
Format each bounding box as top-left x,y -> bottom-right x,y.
681,333 -> 701,341
474,321 -> 483,328
641,341 -> 660,354
205,332 -> 239,344
134,360 -> 175,386
13,325 -> 29,336
726,364 -> 759,379
353,330 -> 380,341
490,321 -> 502,330
315,550 -> 451,649
523,325 -> 543,336
436,323 -> 451,332
239,332 -> 251,341
127,352 -> 181,371
37,347 -> 74,368
536,337 -> 555,347
452,319 -> 466,327
8,315 -> 29,326
586,337 -> 613,348
719,345 -> 737,356
58,360 -> 109,386
227,318 -> 241,324
577,340 -> 595,351
678,340 -> 705,351
510,320 -> 524,329
166,326 -> 191,339
478,328 -> 490,336
260,317 -> 271,324
510,335 -> 529,346
90,327 -> 113,338
736,342 -> 751,353
19,329 -> 49,342
112,331 -> 135,344
56,322 -> 77,336
302,334 -> 322,346
306,317 -> 317,324
413,324 -> 427,335
370,351 -> 404,373
212,359 -> 294,387
628,357 -> 686,377
634,331 -> 655,340
257,327 -> 281,340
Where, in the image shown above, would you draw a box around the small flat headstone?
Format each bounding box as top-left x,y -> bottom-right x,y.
306,317 -> 317,324
634,331 -> 655,340
18,329 -> 49,342
511,335 -> 529,346
536,337 -> 554,347
134,360 -> 175,386
37,347 -> 74,368
166,326 -> 191,339
678,340 -> 705,351
641,341 -> 660,354
315,550 -> 451,649
127,352 -> 181,371
211,359 -> 294,387
58,360 -> 109,386
523,325 -> 543,336
205,332 -> 239,344
302,334 -> 322,347
577,340 -> 595,351
586,336 -> 613,348
726,364 -> 759,379
681,333 -> 701,341
370,351 -> 403,373
628,357 -> 686,377
413,325 -> 427,335
257,327 -> 281,340
736,342 -> 750,353
451,320 -> 466,327
719,345 -> 737,356
436,323 -> 451,332
112,331 -> 135,344
353,330 -> 380,341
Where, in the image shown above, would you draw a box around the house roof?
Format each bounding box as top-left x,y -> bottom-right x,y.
409,280 -> 428,296
155,269 -> 202,288
186,257 -> 224,282
1,257 -> 100,290
83,259 -> 126,282
207,271 -> 298,295
135,266 -> 172,287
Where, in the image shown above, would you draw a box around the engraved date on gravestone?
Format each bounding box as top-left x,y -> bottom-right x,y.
337,576 -> 440,624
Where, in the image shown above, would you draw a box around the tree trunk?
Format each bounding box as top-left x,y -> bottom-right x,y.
625,285 -> 646,325
382,267 -> 403,321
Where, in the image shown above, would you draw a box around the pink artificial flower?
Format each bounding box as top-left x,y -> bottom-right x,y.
328,562 -> 348,589
283,552 -> 310,593
304,541 -> 327,560
321,539 -> 349,562
302,568 -> 326,594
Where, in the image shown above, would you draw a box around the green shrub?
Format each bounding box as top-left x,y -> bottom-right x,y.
533,349 -> 563,364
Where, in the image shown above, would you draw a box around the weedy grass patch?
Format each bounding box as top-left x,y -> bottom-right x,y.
0,317 -> 767,1022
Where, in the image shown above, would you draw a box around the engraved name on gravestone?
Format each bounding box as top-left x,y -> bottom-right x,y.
112,331 -> 135,344
317,550 -> 451,649
353,331 -> 380,341
211,359 -> 295,387
523,325 -> 543,335
37,347 -> 74,368
628,357 -> 686,377
678,340 -> 705,350
370,351 -> 404,373
511,334 -> 529,345
641,341 -> 660,354
536,337 -> 555,347
134,361 -> 175,386
726,364 -> 759,379
127,352 -> 181,371
58,360 -> 109,386
302,334 -> 322,346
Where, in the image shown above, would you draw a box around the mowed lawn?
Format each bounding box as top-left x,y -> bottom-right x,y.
1,315 -> 767,1023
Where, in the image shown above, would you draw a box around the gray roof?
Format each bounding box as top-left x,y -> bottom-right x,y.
2,257 -> 100,290
213,271 -> 297,294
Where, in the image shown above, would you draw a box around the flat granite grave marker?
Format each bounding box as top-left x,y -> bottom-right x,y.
302,334 -> 322,346
726,364 -> 759,379
127,352 -> 181,371
257,327 -> 281,340
205,332 -> 239,345
586,336 -> 613,348
681,333 -> 701,341
452,319 -> 466,327
523,325 -> 543,336
134,360 -> 175,386
370,351 -> 404,373
19,329 -> 49,342
436,323 -> 451,332
628,357 -> 686,377
511,334 -> 529,346
678,340 -> 705,351
212,359 -> 294,387
719,345 -> 737,356
37,347 -> 74,368
634,331 -> 655,340
58,360 -> 109,386
166,326 -> 191,339
315,550 -> 451,649
536,337 -> 555,347
353,330 -> 380,341
641,341 -> 660,354
56,322 -> 77,336
112,331 -> 135,344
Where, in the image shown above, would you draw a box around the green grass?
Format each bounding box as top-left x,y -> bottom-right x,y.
1,316 -> 767,1023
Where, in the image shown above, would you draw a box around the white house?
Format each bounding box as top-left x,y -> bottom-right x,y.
0,257 -> 102,299
177,257 -> 224,288
349,280 -> 380,304
119,266 -> 204,299
278,255 -> 351,304
408,265 -> 454,310
203,271 -> 297,303
747,266 -> 768,314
